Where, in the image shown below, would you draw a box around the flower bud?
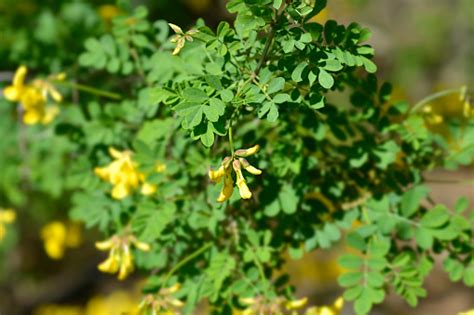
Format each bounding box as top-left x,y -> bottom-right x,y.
133,239 -> 151,252
95,238 -> 114,251
286,297 -> 308,310
235,144 -> 260,157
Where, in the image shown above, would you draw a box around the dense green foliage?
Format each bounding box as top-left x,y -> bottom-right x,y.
1,0 -> 473,314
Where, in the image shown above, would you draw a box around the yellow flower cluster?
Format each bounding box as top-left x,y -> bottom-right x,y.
237,295 -> 307,315
209,144 -> 262,202
95,147 -> 165,200
3,66 -> 64,125
40,221 -> 82,260
0,208 -> 16,242
34,288 -> 141,315
138,283 -> 184,315
169,23 -> 198,55
305,297 -> 344,315
95,233 -> 150,280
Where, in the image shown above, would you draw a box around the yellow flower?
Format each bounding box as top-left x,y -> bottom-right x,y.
3,66 -> 63,125
239,295 -> 307,315
305,297 -> 344,315
40,221 -> 82,260
0,208 -> 16,242
98,4 -> 121,21
95,147 -> 164,199
459,309 -> 474,315
96,234 -> 150,280
138,284 -> 184,315
463,99 -> 474,118
286,297 -> 308,310
209,145 -> 262,202
3,65 -> 28,101
169,23 -> 198,55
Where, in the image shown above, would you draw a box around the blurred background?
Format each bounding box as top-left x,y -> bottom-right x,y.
0,0 -> 472,314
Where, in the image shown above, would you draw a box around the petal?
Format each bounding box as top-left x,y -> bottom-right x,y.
286,297 -> 307,310
0,209 -> 16,223
239,158 -> 262,175
168,23 -> 184,34
209,165 -> 225,182
48,86 -> 63,102
233,160 -> 252,199
23,109 -> 42,125
333,297 -> 344,310
133,239 -> 151,252
98,254 -> 119,274
111,183 -> 130,199
3,86 -> 20,101
141,182 -> 157,195
235,144 -> 260,157
155,162 -> 166,172
94,166 -> 110,181
41,106 -> 60,125
108,147 -> 124,159
95,239 -> 114,251
44,241 -> 65,260
13,65 -> 27,87
172,38 -> 185,55
217,169 -> 234,203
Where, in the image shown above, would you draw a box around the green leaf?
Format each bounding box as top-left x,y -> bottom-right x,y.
200,122 -> 215,147
205,75 -> 223,90
273,0 -> 283,9
344,286 -> 363,301
401,186 -> 429,217
361,56 -> 377,73
205,251 -> 236,300
318,68 -> 334,89
220,89 -> 234,102
174,102 -> 204,128
203,98 -> 225,122
279,184 -> 298,214
288,246 -> 304,260
454,197 -> 469,213
415,227 -> 433,249
273,93 -> 290,104
420,205 -> 449,228
132,201 -> 176,242
291,62 -> 307,82
267,103 -> 279,122
323,59 -> 343,72
339,254 -> 363,269
338,272 -> 363,287
267,77 -> 285,94
183,88 -> 208,102
354,288 -> 373,315
264,199 -> 280,217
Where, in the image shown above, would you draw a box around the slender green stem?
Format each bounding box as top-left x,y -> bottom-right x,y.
55,81 -> 122,100
411,87 -> 466,113
254,27 -> 276,76
229,125 -> 235,156
163,242 -> 213,286
249,248 -> 268,290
